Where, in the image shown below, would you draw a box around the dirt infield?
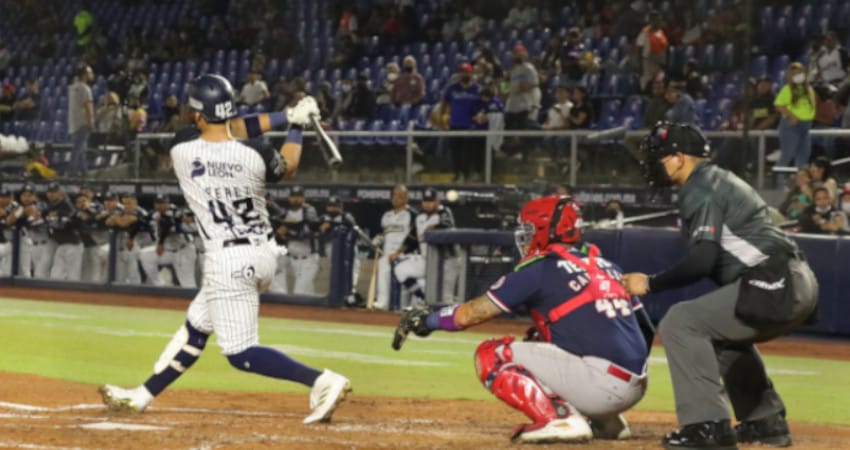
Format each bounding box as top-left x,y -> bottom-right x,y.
2,286 -> 850,449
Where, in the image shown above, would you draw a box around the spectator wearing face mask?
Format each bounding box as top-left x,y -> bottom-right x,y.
774,62 -> 816,178
392,55 -> 425,107
376,62 -> 399,107
838,186 -> 850,227
799,187 -> 848,234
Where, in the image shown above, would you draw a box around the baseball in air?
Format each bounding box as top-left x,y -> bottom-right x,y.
446,189 -> 459,202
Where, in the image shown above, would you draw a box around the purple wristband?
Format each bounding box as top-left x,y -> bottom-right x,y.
425,305 -> 461,332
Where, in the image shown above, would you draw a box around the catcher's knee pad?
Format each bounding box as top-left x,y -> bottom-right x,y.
474,336 -> 516,384
488,363 -> 570,424
153,320 -> 209,374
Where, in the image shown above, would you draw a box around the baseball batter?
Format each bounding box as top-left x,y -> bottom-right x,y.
271,186 -> 320,295
44,183 -> 83,281
100,74 -> 351,424
375,185 -> 417,310
393,196 -> 654,444
139,194 -> 197,287
392,187 -> 461,304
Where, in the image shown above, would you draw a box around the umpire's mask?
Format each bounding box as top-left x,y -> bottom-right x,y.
639,121 -> 710,187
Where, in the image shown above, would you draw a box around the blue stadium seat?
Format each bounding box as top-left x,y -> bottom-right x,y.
414,104 -> 432,128
717,43 -> 734,70
751,55 -> 768,77
699,44 -> 716,70
360,120 -> 382,146
599,74 -> 620,96
771,54 -> 790,75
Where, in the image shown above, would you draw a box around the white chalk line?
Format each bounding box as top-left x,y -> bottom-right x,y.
0,442 -> 86,450
0,310 -> 84,320
79,421 -> 169,431
648,356 -> 819,376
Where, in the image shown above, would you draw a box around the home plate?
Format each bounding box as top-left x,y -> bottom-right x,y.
80,422 -> 169,431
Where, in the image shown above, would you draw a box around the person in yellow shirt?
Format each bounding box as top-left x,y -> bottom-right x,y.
774,62 -> 816,181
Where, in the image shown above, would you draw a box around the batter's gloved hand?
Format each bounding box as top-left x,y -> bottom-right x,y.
392,304 -> 434,351
523,325 -> 544,342
286,95 -> 319,127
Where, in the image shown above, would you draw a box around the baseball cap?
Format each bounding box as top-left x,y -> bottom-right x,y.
290,186 -> 305,196
154,193 -> 170,203
20,184 -> 34,194
47,182 -> 61,192
327,195 -> 341,206
459,63 -> 474,73
513,44 -> 528,54
422,188 -> 438,201
103,192 -> 118,200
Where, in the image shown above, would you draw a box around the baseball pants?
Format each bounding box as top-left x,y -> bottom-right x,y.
511,342 -> 647,419
115,244 -> 141,284
0,242 -> 9,277
270,253 -> 320,295
80,245 -> 103,283
16,237 -> 32,277
50,243 -> 83,281
658,258 -> 818,426
393,254 -> 462,303
375,254 -> 391,310
31,239 -> 56,279
139,245 -> 198,288
186,240 -> 278,355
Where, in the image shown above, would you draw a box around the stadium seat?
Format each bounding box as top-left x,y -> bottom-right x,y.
751,55 -> 768,77
772,54 -> 790,74
361,120 -> 382,146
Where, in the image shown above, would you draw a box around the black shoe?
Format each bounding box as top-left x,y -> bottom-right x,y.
735,412 -> 792,447
662,420 -> 739,449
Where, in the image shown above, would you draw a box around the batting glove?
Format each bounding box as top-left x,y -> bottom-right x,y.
286,96 -> 320,127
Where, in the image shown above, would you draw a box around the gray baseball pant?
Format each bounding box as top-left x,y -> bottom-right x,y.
658,258 -> 818,426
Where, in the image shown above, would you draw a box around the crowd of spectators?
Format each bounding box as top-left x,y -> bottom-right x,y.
0,0 -> 849,194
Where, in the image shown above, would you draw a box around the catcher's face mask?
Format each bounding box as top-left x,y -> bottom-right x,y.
514,221 -> 535,258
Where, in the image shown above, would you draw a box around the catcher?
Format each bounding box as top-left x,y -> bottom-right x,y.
393,196 -> 655,443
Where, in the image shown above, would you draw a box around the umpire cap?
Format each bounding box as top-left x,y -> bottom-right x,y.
186,74 -> 238,123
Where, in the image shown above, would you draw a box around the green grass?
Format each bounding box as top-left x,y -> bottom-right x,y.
1,297 -> 849,425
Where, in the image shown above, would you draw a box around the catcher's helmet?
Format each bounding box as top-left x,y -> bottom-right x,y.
515,196 -> 582,257
639,121 -> 710,187
186,74 -> 237,123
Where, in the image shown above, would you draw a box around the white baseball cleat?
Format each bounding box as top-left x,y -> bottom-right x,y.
98,385 -> 154,413
303,369 -> 352,424
590,414 -> 632,440
515,414 -> 593,443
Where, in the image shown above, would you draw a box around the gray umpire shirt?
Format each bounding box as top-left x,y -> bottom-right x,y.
678,162 -> 798,285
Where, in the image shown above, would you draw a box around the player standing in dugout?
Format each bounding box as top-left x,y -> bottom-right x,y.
99,74 -> 351,424
622,122 -> 818,449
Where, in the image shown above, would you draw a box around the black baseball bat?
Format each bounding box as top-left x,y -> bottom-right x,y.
309,113 -> 343,169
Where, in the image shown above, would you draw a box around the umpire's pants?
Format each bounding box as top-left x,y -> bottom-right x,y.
658,258 -> 818,426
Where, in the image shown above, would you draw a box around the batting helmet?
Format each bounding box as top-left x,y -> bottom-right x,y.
186,74 -> 237,123
515,196 -> 582,258
639,121 -> 710,187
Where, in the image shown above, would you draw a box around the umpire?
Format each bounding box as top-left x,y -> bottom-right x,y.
622,122 -> 818,450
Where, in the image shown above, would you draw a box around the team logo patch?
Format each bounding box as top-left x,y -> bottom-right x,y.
489,275 -> 506,291
191,158 -> 205,178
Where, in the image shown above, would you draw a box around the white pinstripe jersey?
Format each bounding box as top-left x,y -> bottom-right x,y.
170,128 -> 285,245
